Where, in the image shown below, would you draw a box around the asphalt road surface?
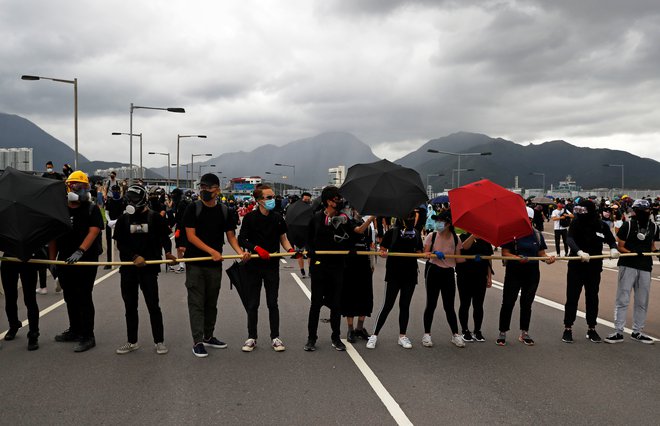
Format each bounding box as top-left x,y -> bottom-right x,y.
1,235 -> 659,425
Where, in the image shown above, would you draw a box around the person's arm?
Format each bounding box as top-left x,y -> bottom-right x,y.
461,234 -> 477,250
551,211 -> 561,221
279,233 -> 294,252
353,216 -> 375,235
79,227 -> 101,253
566,223 -> 580,254
538,249 -> 556,264
186,227 -> 222,261
48,240 -> 57,260
237,213 -> 255,251
226,230 -> 250,262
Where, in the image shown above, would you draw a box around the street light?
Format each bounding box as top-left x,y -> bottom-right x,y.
274,163 -> 295,189
451,168 -> 475,188
603,164 -> 624,192
427,149 -> 492,187
265,171 -> 282,194
130,103 -> 185,184
176,134 -> 206,187
529,172 -> 545,193
191,153 -> 212,188
22,74 -> 79,169
149,151 -> 170,188
175,163 -> 190,188
112,132 -> 142,178
426,173 -> 445,192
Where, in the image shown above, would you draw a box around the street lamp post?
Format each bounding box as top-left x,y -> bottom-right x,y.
175,163 -> 190,188
427,149 -> 492,187
112,132 -> 142,179
451,168 -> 475,188
149,151 -> 170,188
274,163 -> 295,190
176,134 -> 207,187
529,172 -> 545,193
191,153 -> 212,188
129,104 -> 185,184
603,164 -> 624,192
22,74 -> 79,169
426,173 -> 445,195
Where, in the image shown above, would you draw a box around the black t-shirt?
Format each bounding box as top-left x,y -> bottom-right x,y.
183,202 -> 236,266
456,233 -> 494,274
238,209 -> 287,265
307,211 -> 353,267
42,171 -> 63,181
105,196 -> 126,221
381,227 -> 422,284
113,209 -> 173,271
56,202 -> 104,260
566,217 -> 616,258
617,220 -> 658,272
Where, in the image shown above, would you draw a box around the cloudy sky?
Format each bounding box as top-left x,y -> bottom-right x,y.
2,0 -> 660,168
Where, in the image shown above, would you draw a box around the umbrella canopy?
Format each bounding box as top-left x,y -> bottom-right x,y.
0,167 -> 72,261
340,159 -> 427,218
430,195 -> 449,204
531,196 -> 553,205
225,261 -> 249,310
449,179 -> 532,247
285,199 -> 314,247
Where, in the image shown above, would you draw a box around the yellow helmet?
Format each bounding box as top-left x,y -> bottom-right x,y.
66,170 -> 89,185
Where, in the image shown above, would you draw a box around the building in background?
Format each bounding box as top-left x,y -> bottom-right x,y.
0,148 -> 33,171
328,165 -> 345,186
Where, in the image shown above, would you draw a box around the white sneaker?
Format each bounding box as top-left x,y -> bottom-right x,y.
116,342 -> 140,354
366,335 -> 378,349
451,334 -> 466,348
272,337 -> 286,352
242,338 -> 257,352
36,287 -> 48,295
422,334 -> 433,347
155,342 -> 169,354
398,336 -> 413,349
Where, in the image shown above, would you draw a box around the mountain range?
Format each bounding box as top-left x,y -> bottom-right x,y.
1,112 -> 659,189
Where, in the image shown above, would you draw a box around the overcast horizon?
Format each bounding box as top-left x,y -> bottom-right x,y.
2,0 -> 660,167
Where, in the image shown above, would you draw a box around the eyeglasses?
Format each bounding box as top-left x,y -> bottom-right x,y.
262,195 -> 275,200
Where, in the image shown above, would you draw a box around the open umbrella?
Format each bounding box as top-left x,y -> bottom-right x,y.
449,179 -> 532,247
225,261 -> 249,310
340,159 -> 427,218
531,196 -> 553,205
0,167 -> 72,261
430,195 -> 449,204
285,199 -> 314,247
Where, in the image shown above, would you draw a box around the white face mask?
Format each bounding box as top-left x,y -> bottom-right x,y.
47,168 -> 53,173
434,222 -> 446,232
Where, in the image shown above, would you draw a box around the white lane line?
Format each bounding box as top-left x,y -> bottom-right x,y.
290,272 -> 413,426
281,258 -> 287,264
0,268 -> 120,339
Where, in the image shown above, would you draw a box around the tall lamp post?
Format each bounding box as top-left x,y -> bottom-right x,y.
191,153 -> 212,188
529,172 -> 546,193
21,74 -> 79,169
427,149 -> 492,187
451,168 -> 475,188
149,151 -> 170,188
112,132 -> 142,179
176,134 -> 206,187
265,171 -> 281,194
274,163 -> 295,189
426,173 -> 445,196
603,164 -> 624,193
129,104 -> 185,184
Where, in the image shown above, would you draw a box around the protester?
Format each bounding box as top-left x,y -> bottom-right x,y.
1,250 -> 41,350
41,161 -> 63,181
497,207 -> 555,346
562,199 -> 619,343
551,202 -> 573,256
171,189 -> 192,273
297,192 -> 312,278
104,184 -> 125,269
113,185 -> 177,355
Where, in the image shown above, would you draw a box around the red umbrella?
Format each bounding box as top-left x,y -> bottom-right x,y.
448,179 -> 532,247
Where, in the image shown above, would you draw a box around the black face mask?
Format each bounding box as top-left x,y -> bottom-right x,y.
635,210 -> 650,223
334,201 -> 345,211
200,190 -> 215,202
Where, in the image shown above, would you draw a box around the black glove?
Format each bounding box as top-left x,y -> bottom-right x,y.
66,249 -> 85,264
307,249 -> 316,259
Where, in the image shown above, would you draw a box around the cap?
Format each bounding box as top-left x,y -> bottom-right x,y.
632,199 -> 651,209
526,206 -> 535,219
199,173 -> 220,187
432,210 -> 452,223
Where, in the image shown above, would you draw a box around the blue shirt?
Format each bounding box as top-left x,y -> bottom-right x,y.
501,231 -> 547,263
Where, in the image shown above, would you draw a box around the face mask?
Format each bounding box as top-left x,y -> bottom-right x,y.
264,199 -> 276,210
47,168 -> 53,173
200,190 -> 215,202
334,201 -> 345,211
434,222 -> 446,232
635,210 -> 650,223
125,204 -> 136,215
67,190 -> 88,203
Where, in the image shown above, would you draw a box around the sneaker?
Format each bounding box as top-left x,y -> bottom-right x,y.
74,337 -> 96,353
356,328 -> 371,340
55,328 -> 79,342
496,332 -> 506,346
519,332 -> 535,346
347,330 -> 357,343
175,266 -> 185,274
473,331 -> 486,342
155,342 -> 169,354
203,337 -> 228,349
303,338 -> 316,352
55,279 -> 62,293
192,342 -> 208,358
116,342 -> 140,354
167,265 -> 177,273
562,329 -> 573,343
332,339 -> 347,351
4,327 -> 19,341
366,335 -> 378,349
605,332 -> 624,344
272,337 -> 286,352
631,332 -> 655,344
451,334 -> 466,348
300,269 -> 306,277
586,329 -> 602,343
27,333 -> 39,351
398,336 -> 413,349
462,330 -> 474,343
242,338 -> 257,352
421,334 -> 433,348
36,287 -> 48,295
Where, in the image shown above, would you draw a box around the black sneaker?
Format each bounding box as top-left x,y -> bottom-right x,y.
604,332 -> 624,344
562,329 -> 573,343
631,332 -> 654,344
203,337 -> 228,349
192,342 -> 208,358
4,327 -> 19,341
496,332 -> 506,346
332,339 -> 346,351
347,330 -> 357,343
462,330 -> 474,343
54,329 -> 80,342
27,332 -> 39,351
586,329 -> 602,343
473,331 -> 485,342
74,337 -> 96,353
303,338 -> 316,352
356,328 -> 371,340
519,332 -> 535,346
300,269 -> 306,277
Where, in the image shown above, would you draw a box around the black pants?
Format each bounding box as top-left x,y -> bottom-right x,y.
120,268 -> 164,344
58,263 -> 98,339
37,265 -> 47,289
564,261 -> 602,328
245,262 -> 280,340
106,225 -> 113,262
307,264 -> 343,341
499,263 -> 540,332
554,229 -> 568,256
456,267 -> 488,333
423,265 -> 458,334
1,261 -> 39,334
373,280 -> 416,335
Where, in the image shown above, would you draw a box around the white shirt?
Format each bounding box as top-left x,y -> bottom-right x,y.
551,208 -> 567,230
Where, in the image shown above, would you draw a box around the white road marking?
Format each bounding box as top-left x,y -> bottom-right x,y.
290,272 -> 413,426
281,258 -> 287,264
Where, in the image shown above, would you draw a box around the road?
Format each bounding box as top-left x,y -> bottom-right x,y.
1,238 -> 659,425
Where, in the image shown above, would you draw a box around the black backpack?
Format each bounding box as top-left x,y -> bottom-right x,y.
559,210 -> 572,227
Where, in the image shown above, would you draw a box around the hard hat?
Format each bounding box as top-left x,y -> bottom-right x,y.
66,170 -> 89,185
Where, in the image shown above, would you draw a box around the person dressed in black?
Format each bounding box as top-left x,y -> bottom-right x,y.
49,170 -> 103,352
1,250 -> 41,350
304,186 -> 354,352
42,161 -> 63,181
103,184 -> 125,269
113,185 -> 177,355
238,184 -> 297,353
171,189 -> 192,273
562,199 -> 619,344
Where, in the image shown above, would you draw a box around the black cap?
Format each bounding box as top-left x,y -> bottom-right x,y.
200,173 -> 220,187
431,210 -> 452,223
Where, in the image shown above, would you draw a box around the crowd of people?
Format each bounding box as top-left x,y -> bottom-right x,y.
2,162 -> 659,356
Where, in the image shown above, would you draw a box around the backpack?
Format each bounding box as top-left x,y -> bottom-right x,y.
559,210 -> 572,227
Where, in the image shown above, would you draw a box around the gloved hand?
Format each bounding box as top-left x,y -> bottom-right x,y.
610,248 -> 620,259
66,249 -> 85,264
577,250 -> 590,262
254,246 -> 270,260
474,255 -> 482,262
165,253 -> 177,263
433,251 -> 445,260
519,256 -> 529,264
290,248 -> 304,259
108,219 -> 117,229
133,255 -> 146,267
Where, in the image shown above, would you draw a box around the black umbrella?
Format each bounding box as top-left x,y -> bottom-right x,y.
225,261 -> 249,310
340,159 -> 428,218
285,199 -> 313,247
0,167 -> 72,261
